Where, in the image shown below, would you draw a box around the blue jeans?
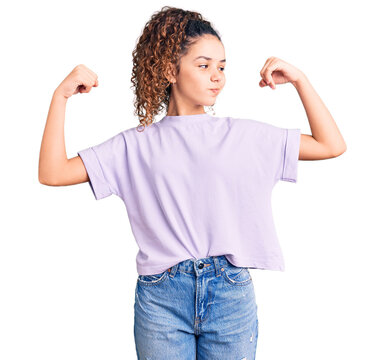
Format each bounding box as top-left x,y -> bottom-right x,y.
134,255 -> 259,359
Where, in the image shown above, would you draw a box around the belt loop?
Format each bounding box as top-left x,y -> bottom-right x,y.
168,263 -> 178,278
213,256 -> 221,277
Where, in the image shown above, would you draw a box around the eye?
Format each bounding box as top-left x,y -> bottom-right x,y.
199,64 -> 225,71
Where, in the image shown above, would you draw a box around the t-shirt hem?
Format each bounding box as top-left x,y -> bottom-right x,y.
224,254 -> 285,271
137,255 -> 285,275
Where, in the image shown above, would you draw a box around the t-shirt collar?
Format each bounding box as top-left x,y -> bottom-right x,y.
161,113 -> 212,123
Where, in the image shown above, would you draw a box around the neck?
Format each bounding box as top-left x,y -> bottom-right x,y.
166,99 -> 206,117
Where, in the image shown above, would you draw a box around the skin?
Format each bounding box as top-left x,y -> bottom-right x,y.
38,35 -> 346,187
166,34 -> 226,116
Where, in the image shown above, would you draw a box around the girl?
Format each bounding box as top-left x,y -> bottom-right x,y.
38,6 -> 346,360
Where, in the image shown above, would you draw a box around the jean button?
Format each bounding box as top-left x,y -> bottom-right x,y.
198,263 -> 204,269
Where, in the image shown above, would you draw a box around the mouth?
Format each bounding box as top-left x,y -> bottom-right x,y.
209,88 -> 220,95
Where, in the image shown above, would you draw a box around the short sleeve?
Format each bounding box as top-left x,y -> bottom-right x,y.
276,128 -> 301,183
77,131 -> 128,200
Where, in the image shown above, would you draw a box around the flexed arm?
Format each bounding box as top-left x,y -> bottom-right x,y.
259,57 -> 347,160
38,64 -> 99,186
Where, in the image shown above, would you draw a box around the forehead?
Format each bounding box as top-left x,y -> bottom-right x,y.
186,35 -> 225,60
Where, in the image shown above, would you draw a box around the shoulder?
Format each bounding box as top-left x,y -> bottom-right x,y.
121,122 -> 158,137
227,116 -> 283,136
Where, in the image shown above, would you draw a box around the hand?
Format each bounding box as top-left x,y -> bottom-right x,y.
259,57 -> 304,90
55,64 -> 99,99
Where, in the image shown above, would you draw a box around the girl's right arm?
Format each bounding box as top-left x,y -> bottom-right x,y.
38,64 -> 98,186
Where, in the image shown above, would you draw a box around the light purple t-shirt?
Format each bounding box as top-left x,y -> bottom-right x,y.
77,113 -> 301,275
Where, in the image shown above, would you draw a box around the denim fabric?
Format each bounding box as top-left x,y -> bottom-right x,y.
134,255 -> 259,359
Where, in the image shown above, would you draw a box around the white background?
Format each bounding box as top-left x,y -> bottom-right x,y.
1,0 -> 384,359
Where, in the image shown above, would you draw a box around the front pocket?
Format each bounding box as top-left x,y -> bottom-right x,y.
137,269 -> 169,286
223,264 -> 252,286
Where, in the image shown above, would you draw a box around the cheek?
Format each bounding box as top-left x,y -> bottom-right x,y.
181,71 -> 206,93
187,69 -> 204,83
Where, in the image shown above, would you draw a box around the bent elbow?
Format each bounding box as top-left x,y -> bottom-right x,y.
331,145 -> 347,158
38,173 -> 56,186
39,176 -> 51,186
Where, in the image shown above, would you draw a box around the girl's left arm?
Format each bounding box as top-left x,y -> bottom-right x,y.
292,73 -> 347,160
259,57 -> 347,160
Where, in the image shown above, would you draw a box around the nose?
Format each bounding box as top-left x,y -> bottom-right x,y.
211,68 -> 224,81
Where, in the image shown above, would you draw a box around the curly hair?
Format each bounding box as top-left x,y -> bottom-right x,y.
130,6 -> 222,132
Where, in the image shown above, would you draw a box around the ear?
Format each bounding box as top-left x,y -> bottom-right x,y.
165,62 -> 177,84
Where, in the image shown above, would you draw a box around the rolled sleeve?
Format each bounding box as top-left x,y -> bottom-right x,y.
280,128 -> 301,183
77,131 -> 127,200
77,147 -> 113,200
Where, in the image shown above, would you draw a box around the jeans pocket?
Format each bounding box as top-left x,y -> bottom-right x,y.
222,264 -> 252,286
137,269 -> 169,286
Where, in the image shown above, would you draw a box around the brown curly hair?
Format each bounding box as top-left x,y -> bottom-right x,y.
130,6 -> 222,132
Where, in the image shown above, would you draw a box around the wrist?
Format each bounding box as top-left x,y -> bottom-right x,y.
53,88 -> 69,102
292,72 -> 308,90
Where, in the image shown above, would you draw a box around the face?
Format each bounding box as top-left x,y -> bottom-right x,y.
168,34 -> 226,110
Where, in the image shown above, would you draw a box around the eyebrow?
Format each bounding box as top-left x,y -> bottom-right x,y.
193,56 -> 226,63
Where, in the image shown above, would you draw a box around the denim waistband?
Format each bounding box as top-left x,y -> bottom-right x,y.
166,255 -> 233,277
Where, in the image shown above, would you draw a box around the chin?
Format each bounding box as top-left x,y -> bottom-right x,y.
198,98 -> 216,108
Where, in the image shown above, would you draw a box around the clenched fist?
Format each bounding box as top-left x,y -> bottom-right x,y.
55,64 -> 99,99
